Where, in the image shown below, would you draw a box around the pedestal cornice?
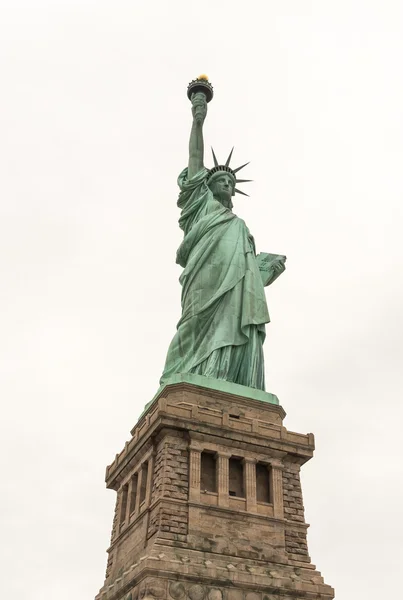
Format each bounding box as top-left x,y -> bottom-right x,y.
106,381 -> 315,490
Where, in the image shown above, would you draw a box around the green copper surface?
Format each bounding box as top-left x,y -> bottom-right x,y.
158,373 -> 279,405
140,373 -> 279,420
160,85 -> 286,391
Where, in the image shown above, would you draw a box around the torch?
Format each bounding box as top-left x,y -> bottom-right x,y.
187,75 -> 214,120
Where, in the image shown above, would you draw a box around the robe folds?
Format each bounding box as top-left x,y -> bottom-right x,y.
160,168 -> 270,390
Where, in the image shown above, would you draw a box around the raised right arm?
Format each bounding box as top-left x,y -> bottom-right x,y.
188,92 -> 207,179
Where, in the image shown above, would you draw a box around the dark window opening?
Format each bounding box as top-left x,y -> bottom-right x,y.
256,462 -> 271,503
129,473 -> 138,514
229,457 -> 244,498
229,414 -> 240,419
119,484 -> 128,525
201,451 -> 217,492
139,462 -> 148,504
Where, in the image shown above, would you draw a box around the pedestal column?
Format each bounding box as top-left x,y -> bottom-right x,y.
134,468 -> 143,515
217,452 -> 231,507
244,457 -> 257,512
189,447 -> 201,502
271,460 -> 284,519
125,476 -> 134,522
145,455 -> 154,506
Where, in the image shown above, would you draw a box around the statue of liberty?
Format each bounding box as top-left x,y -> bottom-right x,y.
160,77 -> 286,391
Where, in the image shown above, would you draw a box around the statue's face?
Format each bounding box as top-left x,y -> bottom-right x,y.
209,174 -> 235,207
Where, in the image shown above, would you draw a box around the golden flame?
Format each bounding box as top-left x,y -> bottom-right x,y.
197,74 -> 209,81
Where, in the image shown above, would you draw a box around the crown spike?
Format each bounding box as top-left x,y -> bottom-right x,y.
235,179 -> 253,184
235,188 -> 250,197
211,147 -> 219,167
233,162 -> 250,174
225,147 -> 234,167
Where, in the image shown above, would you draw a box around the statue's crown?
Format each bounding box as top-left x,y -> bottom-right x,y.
207,148 -> 252,197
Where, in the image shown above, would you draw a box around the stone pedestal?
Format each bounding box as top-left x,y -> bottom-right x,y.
95,375 -> 334,600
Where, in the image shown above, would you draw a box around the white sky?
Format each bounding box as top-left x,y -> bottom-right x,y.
1,1 -> 402,598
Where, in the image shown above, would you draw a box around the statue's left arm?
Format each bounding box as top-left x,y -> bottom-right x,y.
257,253 -> 286,287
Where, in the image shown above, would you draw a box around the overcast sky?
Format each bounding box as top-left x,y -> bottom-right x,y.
1,1 -> 402,598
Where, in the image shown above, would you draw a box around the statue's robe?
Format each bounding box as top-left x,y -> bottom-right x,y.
160,168 -> 270,390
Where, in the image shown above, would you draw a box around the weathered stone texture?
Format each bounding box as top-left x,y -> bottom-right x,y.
282,464 -> 305,523
96,573 -> 334,600
162,437 -> 189,501
282,463 -> 310,560
284,528 -> 309,556
109,514 -> 148,582
147,504 -> 160,540
110,495 -> 119,545
159,502 -> 188,541
188,505 -> 285,561
104,495 -> 120,579
147,432 -> 189,541
95,382 -> 334,600
150,438 -> 165,501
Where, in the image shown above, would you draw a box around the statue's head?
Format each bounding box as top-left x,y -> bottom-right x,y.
208,171 -> 236,208
207,148 -> 251,208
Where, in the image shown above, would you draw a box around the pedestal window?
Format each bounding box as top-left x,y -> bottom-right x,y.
128,473 -> 138,516
229,457 -> 245,498
119,484 -> 128,528
201,451 -> 217,492
256,462 -> 271,504
139,461 -> 149,505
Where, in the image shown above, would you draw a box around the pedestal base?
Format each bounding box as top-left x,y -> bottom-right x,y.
96,380 -> 334,600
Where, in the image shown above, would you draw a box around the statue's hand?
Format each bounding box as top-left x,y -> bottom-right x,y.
191,92 -> 207,126
273,259 -> 286,275
256,253 -> 286,287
